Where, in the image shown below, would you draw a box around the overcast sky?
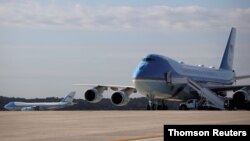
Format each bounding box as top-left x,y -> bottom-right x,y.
0,0 -> 250,98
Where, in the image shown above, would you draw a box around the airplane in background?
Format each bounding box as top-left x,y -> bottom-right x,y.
4,91 -> 76,111
76,27 -> 250,110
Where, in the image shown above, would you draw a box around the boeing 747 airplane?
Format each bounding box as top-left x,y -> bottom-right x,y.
76,27 -> 250,110
4,91 -> 76,111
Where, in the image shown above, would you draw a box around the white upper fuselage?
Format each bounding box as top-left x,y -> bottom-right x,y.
132,54 -> 235,100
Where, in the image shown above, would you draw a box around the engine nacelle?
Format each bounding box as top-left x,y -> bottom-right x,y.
21,107 -> 34,111
111,91 -> 130,106
233,89 -> 250,103
84,89 -> 103,103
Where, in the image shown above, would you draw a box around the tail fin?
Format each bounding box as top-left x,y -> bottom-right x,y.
219,27 -> 236,70
61,91 -> 76,102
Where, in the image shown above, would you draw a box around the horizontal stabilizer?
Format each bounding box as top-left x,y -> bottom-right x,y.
61,91 -> 76,102
235,75 -> 250,80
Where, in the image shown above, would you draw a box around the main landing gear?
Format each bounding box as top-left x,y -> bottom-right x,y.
147,99 -> 168,110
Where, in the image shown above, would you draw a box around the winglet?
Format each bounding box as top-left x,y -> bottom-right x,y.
219,27 -> 236,70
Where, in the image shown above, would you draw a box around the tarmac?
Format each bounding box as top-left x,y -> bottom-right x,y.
0,111 -> 249,141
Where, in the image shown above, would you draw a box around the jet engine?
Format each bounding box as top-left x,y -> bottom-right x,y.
111,88 -> 136,106
111,91 -> 130,106
224,88 -> 250,110
233,89 -> 250,103
21,107 -> 35,111
21,106 -> 41,111
84,88 -> 104,103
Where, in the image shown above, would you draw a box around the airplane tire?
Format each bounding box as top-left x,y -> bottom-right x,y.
157,105 -> 168,110
157,105 -> 162,110
34,106 -> 40,111
163,105 -> 168,110
147,104 -> 168,110
179,105 -> 188,110
146,104 -> 159,110
152,104 -> 156,110
146,104 -> 151,110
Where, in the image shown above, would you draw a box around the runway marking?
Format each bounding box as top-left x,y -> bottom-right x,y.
113,134 -> 163,141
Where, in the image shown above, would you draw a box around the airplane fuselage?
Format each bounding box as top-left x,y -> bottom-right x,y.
133,54 -> 235,100
4,91 -> 76,111
4,101 -> 73,111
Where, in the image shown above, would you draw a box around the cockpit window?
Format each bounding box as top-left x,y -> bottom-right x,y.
143,57 -> 155,62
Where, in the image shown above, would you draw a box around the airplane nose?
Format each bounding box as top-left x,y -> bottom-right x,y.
133,65 -> 145,79
4,102 -> 13,110
4,104 -> 9,110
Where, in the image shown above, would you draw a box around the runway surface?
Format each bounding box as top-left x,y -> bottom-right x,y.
0,111 -> 249,141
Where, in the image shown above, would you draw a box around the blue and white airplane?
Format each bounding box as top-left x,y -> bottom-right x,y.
77,27 -> 250,110
4,91 -> 76,111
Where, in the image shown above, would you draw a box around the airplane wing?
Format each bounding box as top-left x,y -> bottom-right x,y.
74,84 -> 137,106
74,84 -> 136,92
235,75 -> 250,80
204,75 -> 250,92
208,85 -> 250,92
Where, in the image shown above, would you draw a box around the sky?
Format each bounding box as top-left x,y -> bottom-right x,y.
0,0 -> 250,99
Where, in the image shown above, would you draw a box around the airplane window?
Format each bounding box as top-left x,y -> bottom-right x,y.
143,57 -> 155,62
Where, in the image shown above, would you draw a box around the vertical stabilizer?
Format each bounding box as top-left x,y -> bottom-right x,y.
61,91 -> 76,102
219,27 -> 236,70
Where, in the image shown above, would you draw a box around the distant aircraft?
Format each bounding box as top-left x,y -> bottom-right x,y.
76,27 -> 250,110
4,91 -> 76,111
